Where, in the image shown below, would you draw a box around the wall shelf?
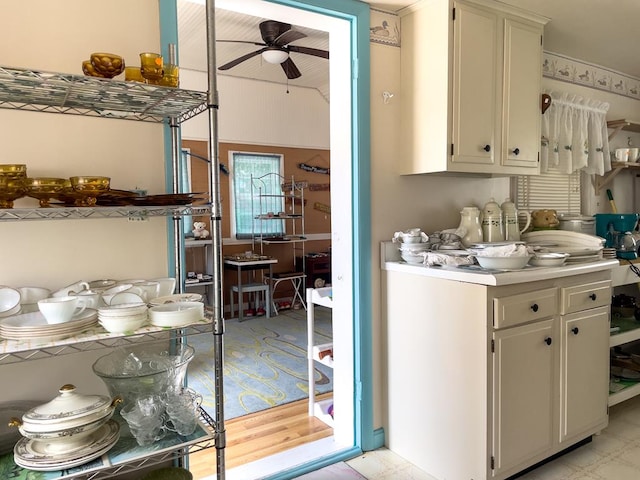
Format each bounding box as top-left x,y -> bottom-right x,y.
595,119 -> 640,194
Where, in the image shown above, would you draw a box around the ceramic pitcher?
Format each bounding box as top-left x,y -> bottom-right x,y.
501,198 -> 531,241
481,198 -> 504,242
458,206 -> 483,247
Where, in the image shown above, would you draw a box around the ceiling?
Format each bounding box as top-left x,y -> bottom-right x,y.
177,0 -> 640,99
177,1 -> 330,99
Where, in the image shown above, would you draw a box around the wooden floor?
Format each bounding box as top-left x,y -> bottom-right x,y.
189,392 -> 334,478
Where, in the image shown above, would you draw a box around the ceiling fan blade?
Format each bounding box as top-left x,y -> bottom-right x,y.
217,39 -> 267,47
288,45 -> 329,59
218,48 -> 267,71
281,58 -> 302,79
260,20 -> 291,44
273,29 -> 307,47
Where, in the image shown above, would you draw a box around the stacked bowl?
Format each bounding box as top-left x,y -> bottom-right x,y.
98,303 -> 148,333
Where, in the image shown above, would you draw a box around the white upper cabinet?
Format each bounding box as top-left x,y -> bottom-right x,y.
399,0 -> 548,176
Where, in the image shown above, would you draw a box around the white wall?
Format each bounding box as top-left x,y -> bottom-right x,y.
180,69 -> 330,148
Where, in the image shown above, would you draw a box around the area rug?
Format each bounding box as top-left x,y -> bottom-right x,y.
187,307 -> 333,420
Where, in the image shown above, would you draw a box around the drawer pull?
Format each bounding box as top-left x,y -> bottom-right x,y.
589,293 -> 597,301
544,337 -> 552,346
530,303 -> 539,312
572,327 -> 579,335
483,144 -> 491,152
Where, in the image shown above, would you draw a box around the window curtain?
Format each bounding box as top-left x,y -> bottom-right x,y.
541,90 -> 611,175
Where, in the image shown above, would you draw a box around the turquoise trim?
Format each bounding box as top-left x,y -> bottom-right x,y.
270,0 -> 375,454
159,0 -> 180,277
372,427 -> 386,450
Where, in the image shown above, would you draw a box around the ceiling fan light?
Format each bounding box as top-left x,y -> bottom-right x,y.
262,49 -> 289,64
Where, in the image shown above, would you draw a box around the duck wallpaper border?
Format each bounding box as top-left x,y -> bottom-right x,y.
370,8 -> 400,47
543,51 -> 640,101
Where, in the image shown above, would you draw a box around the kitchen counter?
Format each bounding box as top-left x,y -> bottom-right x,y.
381,241 -> 620,286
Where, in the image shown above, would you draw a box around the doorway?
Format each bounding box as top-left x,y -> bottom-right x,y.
172,0 -> 372,476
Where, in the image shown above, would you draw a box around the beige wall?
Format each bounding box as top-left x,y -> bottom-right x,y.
0,0 -> 169,400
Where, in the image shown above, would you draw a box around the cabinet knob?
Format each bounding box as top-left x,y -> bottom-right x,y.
589,293 -> 597,301
512,147 -> 520,155
544,337 -> 552,346
572,327 -> 579,335
483,144 -> 491,152
530,303 -> 539,312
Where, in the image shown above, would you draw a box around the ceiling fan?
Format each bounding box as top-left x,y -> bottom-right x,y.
217,20 -> 329,80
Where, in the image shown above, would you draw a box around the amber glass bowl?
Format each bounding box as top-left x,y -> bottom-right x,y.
0,164 -> 27,177
89,53 -> 125,78
70,176 -> 111,206
25,177 -> 68,208
82,60 -> 106,78
0,176 -> 27,209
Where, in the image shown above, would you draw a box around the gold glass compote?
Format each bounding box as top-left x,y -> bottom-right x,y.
25,177 -> 68,207
69,176 -> 111,206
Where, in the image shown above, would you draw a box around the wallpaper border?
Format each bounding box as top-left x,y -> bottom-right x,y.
543,51 -> 640,101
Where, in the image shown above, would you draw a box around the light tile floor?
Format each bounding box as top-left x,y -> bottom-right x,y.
300,393 -> 640,480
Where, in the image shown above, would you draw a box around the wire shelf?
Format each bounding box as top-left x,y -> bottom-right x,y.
0,205 -> 211,221
0,65 -> 208,123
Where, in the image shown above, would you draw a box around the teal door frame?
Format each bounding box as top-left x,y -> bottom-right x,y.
159,0 -> 376,477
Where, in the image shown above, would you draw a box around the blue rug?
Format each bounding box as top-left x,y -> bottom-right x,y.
187,307 -> 333,419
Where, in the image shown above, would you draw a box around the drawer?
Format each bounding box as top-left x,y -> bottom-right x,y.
560,280 -> 611,315
494,287 -> 558,329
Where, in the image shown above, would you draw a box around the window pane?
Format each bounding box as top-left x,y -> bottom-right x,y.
231,153 -> 284,239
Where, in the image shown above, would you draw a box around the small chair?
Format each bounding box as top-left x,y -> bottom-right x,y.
229,283 -> 270,322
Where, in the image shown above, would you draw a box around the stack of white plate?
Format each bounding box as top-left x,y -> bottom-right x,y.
149,301 -> 204,327
0,310 -> 98,342
14,420 -> 120,471
522,230 -> 604,264
97,303 -> 148,334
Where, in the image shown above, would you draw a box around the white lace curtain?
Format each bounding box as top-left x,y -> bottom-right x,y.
540,90 -> 611,175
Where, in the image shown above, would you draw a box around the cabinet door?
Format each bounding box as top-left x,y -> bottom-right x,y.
493,319 -> 555,475
501,17 -> 542,170
560,306 -> 609,443
451,2 -> 497,167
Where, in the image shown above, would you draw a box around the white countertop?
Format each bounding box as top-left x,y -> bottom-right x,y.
381,241 -> 620,286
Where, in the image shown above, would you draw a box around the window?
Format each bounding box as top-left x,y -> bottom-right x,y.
230,152 -> 284,239
514,166 -> 582,216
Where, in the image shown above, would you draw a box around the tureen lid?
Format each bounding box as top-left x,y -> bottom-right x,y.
22,384 -> 114,425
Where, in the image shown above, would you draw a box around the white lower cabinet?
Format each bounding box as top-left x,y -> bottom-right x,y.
385,268 -> 611,480
492,319 -> 555,475
559,307 -> 609,444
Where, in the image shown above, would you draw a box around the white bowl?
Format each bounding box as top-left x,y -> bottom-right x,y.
17,287 -> 50,305
475,255 -> 531,270
0,286 -> 21,314
99,314 -> 148,334
529,252 -> 570,267
401,250 -> 426,264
